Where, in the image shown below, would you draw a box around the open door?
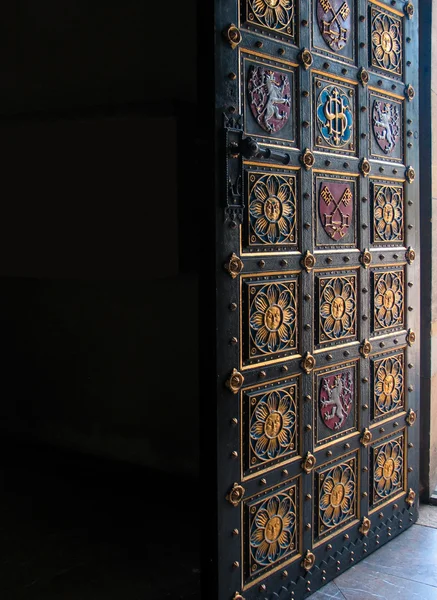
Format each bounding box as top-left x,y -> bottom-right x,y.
208,0 -> 420,598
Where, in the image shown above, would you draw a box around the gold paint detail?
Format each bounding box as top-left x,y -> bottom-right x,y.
227,483 -> 246,507
405,488 -> 416,506
302,250 -> 316,273
358,67 -> 369,86
360,340 -> 372,358
226,369 -> 245,394
359,516 -> 371,536
360,428 -> 373,446
302,452 -> 316,474
406,408 -> 416,426
404,2 -> 414,18
224,24 -> 242,50
301,352 -> 316,374
360,249 -> 372,268
301,148 -> 315,170
225,253 -> 244,278
406,329 -> 416,346
299,48 -> 313,70
302,550 -> 316,571
360,158 -> 371,177
405,84 -> 415,102
405,166 -> 415,183
405,247 -> 416,264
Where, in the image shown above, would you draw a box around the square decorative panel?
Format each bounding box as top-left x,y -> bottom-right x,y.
241,273 -> 299,368
314,453 -> 358,542
311,0 -> 356,64
240,0 -> 297,44
313,75 -> 357,155
243,169 -> 298,253
371,181 -> 405,246
313,360 -> 359,448
370,91 -> 404,163
371,432 -> 405,509
243,478 -> 300,588
371,268 -> 405,335
315,269 -> 358,349
371,350 -> 405,422
314,173 -> 358,249
241,51 -> 298,148
369,4 -> 403,78
242,377 -> 300,479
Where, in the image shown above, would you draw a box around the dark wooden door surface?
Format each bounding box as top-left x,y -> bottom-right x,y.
211,1 -> 420,598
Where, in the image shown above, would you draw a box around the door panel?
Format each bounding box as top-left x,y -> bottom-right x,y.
213,0 -> 420,598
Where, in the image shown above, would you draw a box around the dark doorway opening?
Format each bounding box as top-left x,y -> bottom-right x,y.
0,2 -> 200,598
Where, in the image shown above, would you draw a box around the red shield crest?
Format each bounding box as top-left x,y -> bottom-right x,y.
319,181 -> 353,241
248,66 -> 291,134
317,0 -> 352,52
372,100 -> 400,155
320,370 -> 354,431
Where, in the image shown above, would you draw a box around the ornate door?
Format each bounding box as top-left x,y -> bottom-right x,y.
212,0 -> 419,598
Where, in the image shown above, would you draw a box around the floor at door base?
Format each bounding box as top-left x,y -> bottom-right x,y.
309,506 -> 437,600
0,436 -> 200,600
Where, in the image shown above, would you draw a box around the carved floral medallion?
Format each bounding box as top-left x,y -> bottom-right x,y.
250,389 -> 297,465
373,185 -> 404,243
373,438 -> 404,503
249,491 -> 297,569
319,276 -> 356,342
371,9 -> 402,75
250,282 -> 297,355
374,354 -> 404,415
319,462 -> 356,530
249,174 -> 296,246
374,270 -> 404,331
248,0 -> 294,34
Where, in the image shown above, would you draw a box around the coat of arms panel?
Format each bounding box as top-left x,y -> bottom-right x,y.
314,361 -> 359,448
313,75 -> 356,155
315,175 -> 357,249
370,92 -> 403,163
242,53 -> 298,147
313,0 -> 355,61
